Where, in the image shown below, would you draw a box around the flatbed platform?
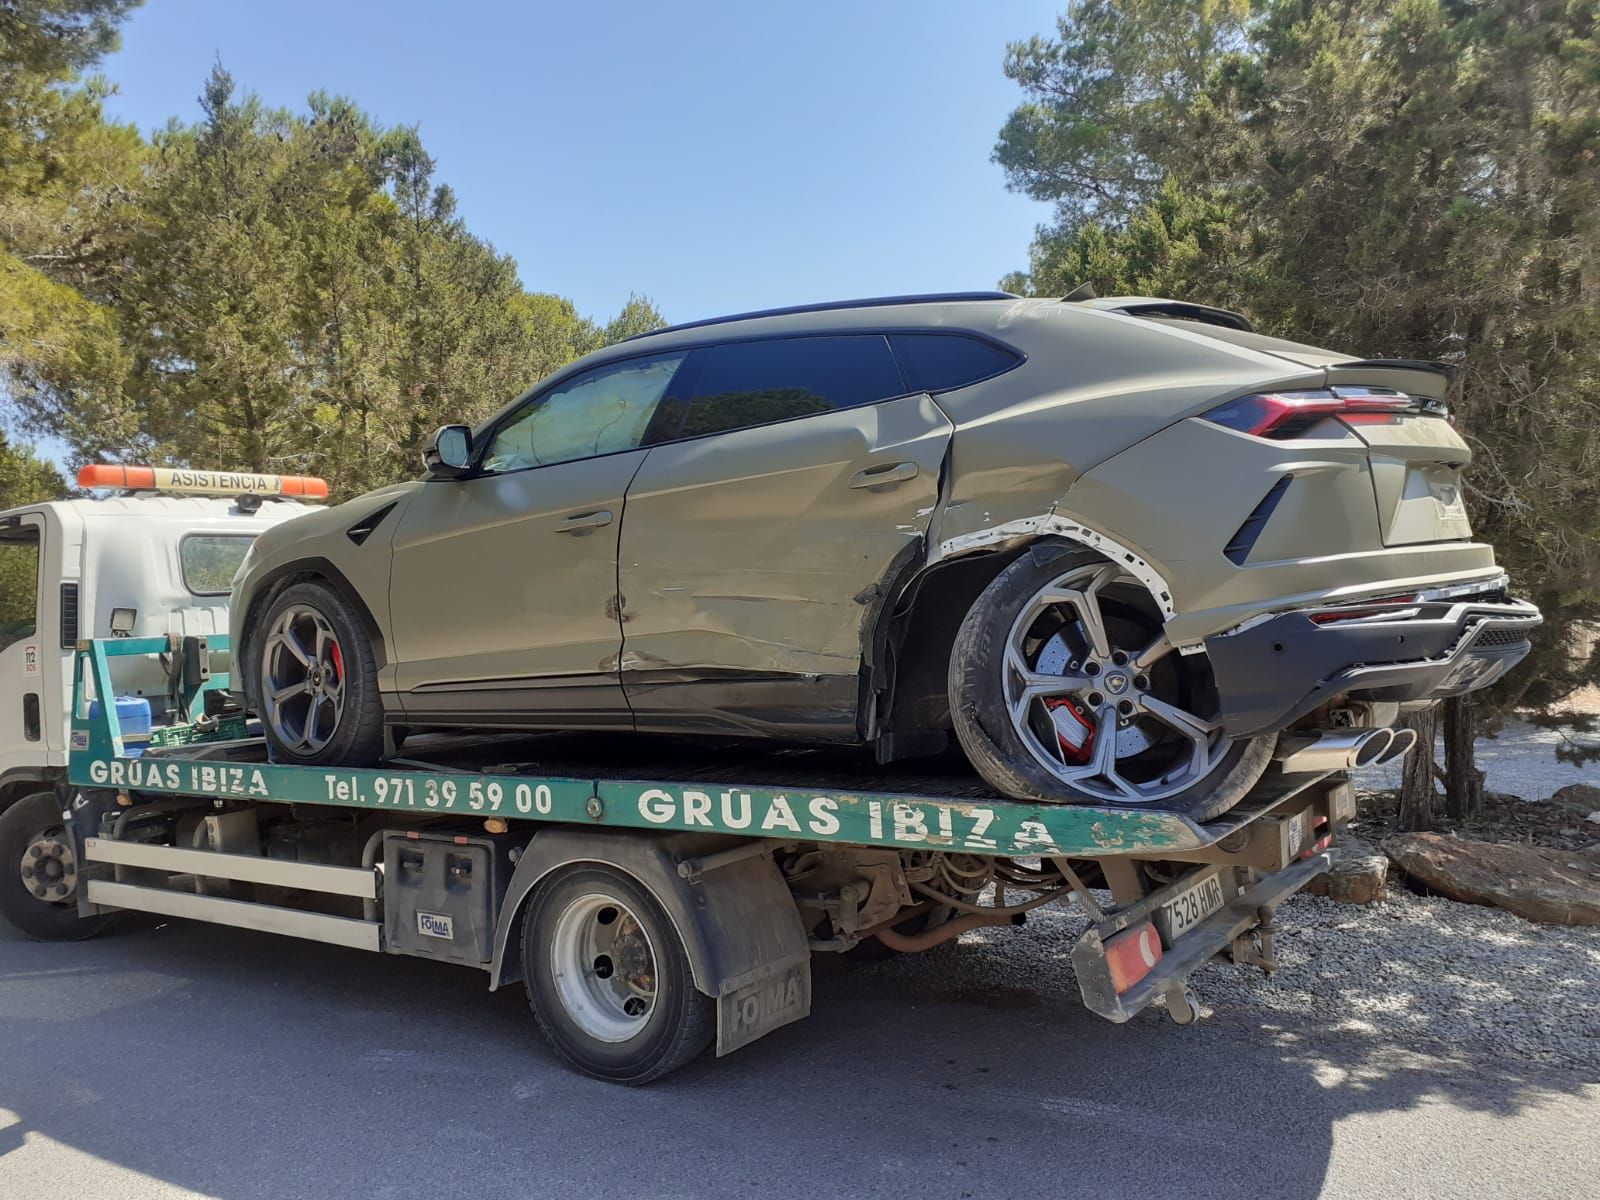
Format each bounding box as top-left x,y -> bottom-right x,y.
72,722 -> 1332,860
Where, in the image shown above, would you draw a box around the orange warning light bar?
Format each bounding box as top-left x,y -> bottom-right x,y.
77,465 -> 329,500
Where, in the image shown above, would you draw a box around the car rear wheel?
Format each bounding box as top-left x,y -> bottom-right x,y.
950,547 -> 1275,821
253,581 -> 385,767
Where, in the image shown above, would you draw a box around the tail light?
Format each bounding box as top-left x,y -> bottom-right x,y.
1203,389 -> 1417,439
1104,921 -> 1163,993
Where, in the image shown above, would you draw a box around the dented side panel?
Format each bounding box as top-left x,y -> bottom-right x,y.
617,394 -> 954,679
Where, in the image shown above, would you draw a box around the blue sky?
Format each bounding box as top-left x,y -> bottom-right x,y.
98,0 -> 1062,327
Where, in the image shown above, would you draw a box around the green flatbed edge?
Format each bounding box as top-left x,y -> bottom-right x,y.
67,637 -> 1263,859
68,749 -> 1210,857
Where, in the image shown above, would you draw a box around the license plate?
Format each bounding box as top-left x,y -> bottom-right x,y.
1157,871 -> 1227,944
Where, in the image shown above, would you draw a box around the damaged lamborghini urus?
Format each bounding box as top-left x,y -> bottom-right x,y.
231,292 -> 1540,819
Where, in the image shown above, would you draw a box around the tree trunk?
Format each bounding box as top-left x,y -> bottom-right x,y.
1397,706 -> 1441,831
1442,697 -> 1485,819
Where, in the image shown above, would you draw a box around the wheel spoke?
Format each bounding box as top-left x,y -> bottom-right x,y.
1131,632 -> 1175,671
271,630 -> 309,668
1088,710 -> 1140,798
271,680 -> 311,704
1139,695 -> 1219,776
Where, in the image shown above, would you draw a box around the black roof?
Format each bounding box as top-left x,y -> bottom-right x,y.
622,291 -> 1018,343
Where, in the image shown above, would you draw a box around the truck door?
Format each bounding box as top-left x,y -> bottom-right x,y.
617,334 -> 954,736
386,351 -> 692,728
0,514 -> 49,775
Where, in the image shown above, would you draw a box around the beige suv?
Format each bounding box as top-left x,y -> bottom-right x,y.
232,292 -> 1539,818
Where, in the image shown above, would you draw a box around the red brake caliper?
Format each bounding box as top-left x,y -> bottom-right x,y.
329,640 -> 344,684
1043,697 -> 1095,764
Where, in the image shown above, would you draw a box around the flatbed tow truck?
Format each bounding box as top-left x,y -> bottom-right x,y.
14,634 -> 1352,1083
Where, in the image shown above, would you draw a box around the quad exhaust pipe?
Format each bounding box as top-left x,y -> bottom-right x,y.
1276,727 -> 1396,772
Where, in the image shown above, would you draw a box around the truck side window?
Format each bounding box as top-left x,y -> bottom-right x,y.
0,528 -> 40,653
181,534 -> 256,596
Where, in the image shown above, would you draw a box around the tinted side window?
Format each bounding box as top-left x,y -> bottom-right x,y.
891,333 -> 1021,393
680,335 -> 906,439
484,353 -> 687,472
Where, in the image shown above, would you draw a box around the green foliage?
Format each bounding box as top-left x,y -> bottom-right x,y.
999,0 -> 1600,718
1,9 -> 659,501
0,432 -> 66,509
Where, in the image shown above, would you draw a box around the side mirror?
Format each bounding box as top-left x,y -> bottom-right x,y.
423,424 -> 473,477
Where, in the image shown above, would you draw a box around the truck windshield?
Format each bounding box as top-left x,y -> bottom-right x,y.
180,534 -> 255,596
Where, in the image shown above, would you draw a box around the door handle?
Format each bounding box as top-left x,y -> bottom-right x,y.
556,510 -> 613,535
848,462 -> 919,490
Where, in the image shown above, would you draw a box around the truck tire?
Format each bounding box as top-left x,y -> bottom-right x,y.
0,792 -> 111,941
521,864 -> 715,1085
949,546 -> 1274,822
252,580 -> 385,767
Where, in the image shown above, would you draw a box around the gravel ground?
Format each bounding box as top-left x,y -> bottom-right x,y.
870,886 -> 1600,1076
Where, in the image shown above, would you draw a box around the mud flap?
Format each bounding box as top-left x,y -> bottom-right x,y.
488,828 -> 812,1055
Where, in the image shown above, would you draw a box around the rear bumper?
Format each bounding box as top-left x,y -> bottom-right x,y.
1073,851 -> 1332,1023
1204,586 -> 1542,737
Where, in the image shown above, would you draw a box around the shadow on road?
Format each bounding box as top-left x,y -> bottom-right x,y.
0,900 -> 1593,1200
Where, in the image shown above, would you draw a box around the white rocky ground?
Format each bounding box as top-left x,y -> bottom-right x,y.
1357,716 -> 1598,801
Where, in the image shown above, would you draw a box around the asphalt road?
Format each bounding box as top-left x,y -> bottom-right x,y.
2,909 -> 1595,1200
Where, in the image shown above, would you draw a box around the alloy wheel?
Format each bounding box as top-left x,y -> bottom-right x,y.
1001,562 -> 1228,804
262,605 -> 346,755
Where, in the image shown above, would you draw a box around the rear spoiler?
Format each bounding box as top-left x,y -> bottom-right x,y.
1327,358 -> 1457,400
1333,357 -> 1459,382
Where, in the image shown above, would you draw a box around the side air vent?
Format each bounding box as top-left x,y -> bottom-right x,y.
59,582 -> 80,648
1223,475 -> 1293,565
347,502 -> 397,546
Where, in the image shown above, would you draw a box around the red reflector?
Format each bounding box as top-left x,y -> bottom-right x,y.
1308,592 -> 1421,624
1105,921 -> 1164,993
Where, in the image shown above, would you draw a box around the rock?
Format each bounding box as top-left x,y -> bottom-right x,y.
1382,833 -> 1600,925
1552,782 -> 1600,814
1304,835 -> 1388,904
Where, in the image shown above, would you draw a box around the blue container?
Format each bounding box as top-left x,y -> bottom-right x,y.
89,695 -> 153,755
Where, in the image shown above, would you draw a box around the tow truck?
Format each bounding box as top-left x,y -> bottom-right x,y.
3,619 -> 1361,1084
0,465 -> 325,812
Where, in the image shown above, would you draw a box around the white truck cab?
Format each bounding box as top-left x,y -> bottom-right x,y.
0,468 -> 324,814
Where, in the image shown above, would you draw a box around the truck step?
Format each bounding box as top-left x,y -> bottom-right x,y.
83,837 -> 376,898
84,880 -> 381,951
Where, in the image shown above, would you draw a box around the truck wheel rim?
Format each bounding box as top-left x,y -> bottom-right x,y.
549,892 -> 658,1043
1002,562 -> 1228,804
18,827 -> 77,904
263,606 -> 346,754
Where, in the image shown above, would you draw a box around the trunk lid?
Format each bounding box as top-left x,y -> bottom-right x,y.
1343,410 -> 1473,546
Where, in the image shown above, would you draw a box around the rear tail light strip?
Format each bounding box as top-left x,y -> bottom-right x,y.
1203,389 -> 1439,439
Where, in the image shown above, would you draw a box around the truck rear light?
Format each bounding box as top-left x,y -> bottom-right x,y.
1203,389 -> 1414,439
1104,920 -> 1163,993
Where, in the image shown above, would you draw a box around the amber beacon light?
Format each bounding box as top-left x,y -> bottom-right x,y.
76,465 -> 329,499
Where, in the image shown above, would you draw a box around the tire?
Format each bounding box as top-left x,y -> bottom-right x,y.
949,545 -> 1275,822
521,865 -> 715,1085
0,792 -> 111,941
251,580 -> 385,767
